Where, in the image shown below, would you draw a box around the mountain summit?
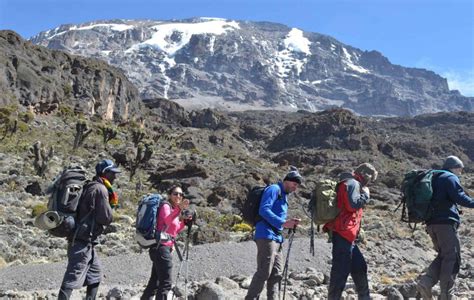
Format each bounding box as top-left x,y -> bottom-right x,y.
31,18 -> 472,116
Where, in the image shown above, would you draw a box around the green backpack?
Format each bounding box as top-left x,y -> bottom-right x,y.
309,179 -> 340,225
400,169 -> 445,225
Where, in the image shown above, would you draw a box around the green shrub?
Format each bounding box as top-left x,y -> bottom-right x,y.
107,139 -> 123,147
232,222 -> 253,232
63,84 -> 72,97
32,203 -> 48,217
19,111 -> 35,123
0,105 -> 18,123
17,120 -> 29,132
57,104 -> 74,118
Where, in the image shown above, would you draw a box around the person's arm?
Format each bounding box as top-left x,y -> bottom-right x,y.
447,176 -> 474,208
259,186 -> 285,229
160,203 -> 181,227
344,180 -> 370,211
94,185 -> 113,226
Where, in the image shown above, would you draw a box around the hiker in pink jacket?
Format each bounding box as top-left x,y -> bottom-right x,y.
141,185 -> 192,300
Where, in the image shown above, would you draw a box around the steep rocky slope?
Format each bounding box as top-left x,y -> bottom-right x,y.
0,30 -> 142,121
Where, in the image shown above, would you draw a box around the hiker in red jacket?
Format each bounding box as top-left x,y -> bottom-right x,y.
323,163 -> 378,300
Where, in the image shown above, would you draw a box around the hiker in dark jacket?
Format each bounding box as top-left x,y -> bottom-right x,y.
245,166 -> 303,300
323,162 -> 378,300
58,159 -> 120,300
417,156 -> 474,300
141,185 -> 192,300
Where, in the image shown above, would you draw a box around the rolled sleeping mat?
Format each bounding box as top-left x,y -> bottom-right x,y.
34,211 -> 62,230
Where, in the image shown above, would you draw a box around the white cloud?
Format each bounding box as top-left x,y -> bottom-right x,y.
442,70 -> 474,97
415,58 -> 473,97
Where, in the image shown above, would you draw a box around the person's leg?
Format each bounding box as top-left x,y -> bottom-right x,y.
435,224 -> 460,300
59,241 -> 93,297
141,247 -> 159,300
328,233 -> 353,300
57,287 -> 73,300
156,245 -> 173,300
350,244 -> 370,300
245,239 -> 277,300
417,224 -> 442,299
85,282 -> 99,300
84,246 -> 102,300
266,243 -> 283,300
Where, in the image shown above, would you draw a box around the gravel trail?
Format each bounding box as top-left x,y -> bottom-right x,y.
0,238 -> 331,292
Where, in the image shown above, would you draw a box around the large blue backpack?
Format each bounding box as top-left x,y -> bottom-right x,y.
135,194 -> 170,248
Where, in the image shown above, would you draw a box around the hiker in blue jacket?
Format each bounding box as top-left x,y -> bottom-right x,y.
245,166 -> 302,300
417,155 -> 474,300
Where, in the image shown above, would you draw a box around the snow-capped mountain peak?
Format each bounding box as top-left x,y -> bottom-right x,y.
127,19 -> 240,56
30,18 -> 472,116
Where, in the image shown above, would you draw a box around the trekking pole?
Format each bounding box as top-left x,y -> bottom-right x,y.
280,226 -> 296,300
184,211 -> 195,299
171,242 -> 185,300
310,217 -> 315,256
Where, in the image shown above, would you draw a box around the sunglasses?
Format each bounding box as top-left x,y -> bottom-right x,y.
171,192 -> 184,197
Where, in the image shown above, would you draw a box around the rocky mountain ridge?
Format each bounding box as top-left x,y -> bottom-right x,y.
0,30 -> 142,121
30,18 -> 473,116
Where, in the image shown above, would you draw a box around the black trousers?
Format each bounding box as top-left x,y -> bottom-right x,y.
141,244 -> 173,300
328,233 -> 370,300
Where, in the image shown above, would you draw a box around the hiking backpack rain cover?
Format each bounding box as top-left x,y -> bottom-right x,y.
34,166 -> 88,237
308,179 -> 340,225
135,194 -> 169,248
400,169 -> 445,224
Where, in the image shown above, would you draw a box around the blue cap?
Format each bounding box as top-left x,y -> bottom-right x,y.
95,159 -> 121,175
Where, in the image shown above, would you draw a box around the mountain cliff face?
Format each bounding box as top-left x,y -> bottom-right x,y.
30,18 -> 472,116
0,30 -> 142,121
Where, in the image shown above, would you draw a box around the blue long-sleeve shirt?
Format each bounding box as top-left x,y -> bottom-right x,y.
428,170 -> 474,225
254,182 -> 288,243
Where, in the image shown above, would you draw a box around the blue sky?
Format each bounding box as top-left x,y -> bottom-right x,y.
1,0 -> 473,96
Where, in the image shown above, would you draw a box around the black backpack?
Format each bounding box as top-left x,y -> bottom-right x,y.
242,185 -> 282,227
34,166 -> 89,237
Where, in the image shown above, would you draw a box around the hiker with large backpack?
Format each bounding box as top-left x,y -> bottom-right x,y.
323,163 -> 378,300
245,166 -> 303,300
58,159 -> 121,300
141,185 -> 192,300
415,156 -> 474,300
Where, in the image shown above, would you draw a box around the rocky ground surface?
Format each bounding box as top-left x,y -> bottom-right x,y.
0,106 -> 473,299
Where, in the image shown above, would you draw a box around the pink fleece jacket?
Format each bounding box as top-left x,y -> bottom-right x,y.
156,203 -> 186,247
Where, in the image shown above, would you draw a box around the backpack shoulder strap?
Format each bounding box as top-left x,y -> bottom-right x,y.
159,200 -> 171,209
267,184 -> 283,201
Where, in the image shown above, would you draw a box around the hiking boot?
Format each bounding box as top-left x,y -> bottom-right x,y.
416,281 -> 433,300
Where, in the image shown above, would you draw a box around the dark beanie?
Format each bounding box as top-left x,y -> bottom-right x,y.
442,156 -> 464,170
283,166 -> 303,184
